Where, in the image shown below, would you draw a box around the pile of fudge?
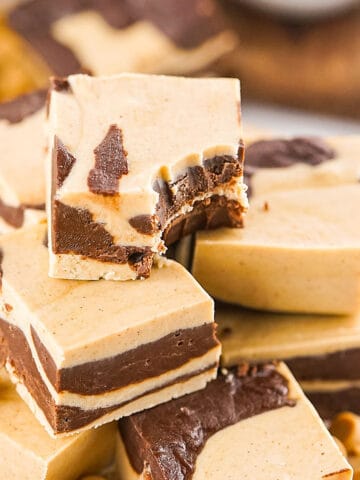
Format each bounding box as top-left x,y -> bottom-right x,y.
0,2 -> 358,480
0,71 -> 359,480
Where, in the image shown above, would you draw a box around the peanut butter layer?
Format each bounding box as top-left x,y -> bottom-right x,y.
0,369 -> 116,479
193,184 -> 360,314
9,0 -> 235,77
0,224 -> 220,435
47,73 -> 247,281
0,90 -> 46,231
217,304 -> 360,372
116,363 -> 351,480
244,136 -> 360,198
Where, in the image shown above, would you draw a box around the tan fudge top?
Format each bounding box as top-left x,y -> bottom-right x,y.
0,224 -> 213,368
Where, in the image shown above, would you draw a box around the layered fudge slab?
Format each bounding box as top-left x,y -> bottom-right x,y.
218,303 -> 360,420
47,73 -> 247,281
0,90 -> 47,232
0,224 -> 220,436
116,362 -> 351,480
193,184 -> 360,314
244,136 -> 360,197
8,0 -> 236,77
0,369 -> 116,480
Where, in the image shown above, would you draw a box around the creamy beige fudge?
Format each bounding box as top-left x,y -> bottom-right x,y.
217,304 -> 360,420
116,362 -> 351,480
47,73 -> 247,281
0,90 -> 46,232
244,136 -> 360,198
193,184 -> 360,314
0,224 -> 220,436
0,370 -> 116,480
8,0 -> 236,77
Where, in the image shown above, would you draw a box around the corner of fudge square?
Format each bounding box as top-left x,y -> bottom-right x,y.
46,73 -> 248,281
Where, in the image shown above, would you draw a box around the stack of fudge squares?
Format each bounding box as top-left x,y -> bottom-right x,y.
0,72 -> 356,480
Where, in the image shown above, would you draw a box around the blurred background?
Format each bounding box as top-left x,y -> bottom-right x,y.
0,0 -> 359,136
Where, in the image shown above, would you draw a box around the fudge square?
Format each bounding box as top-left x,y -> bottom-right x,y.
244,135 -> 360,198
0,224 -> 220,436
47,73 -> 247,281
0,90 -> 47,232
193,184 -> 360,314
0,370 -> 116,480
217,303 -> 360,420
116,362 -> 352,480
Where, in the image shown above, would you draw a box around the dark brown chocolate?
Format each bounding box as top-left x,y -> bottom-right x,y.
163,194 -> 244,245
31,322 -> 219,395
9,0 -> 227,76
9,0 -> 132,76
154,145 -> 244,231
286,347 -> 360,382
0,199 -> 24,229
54,136 -> 76,188
0,89 -> 47,124
88,125 -> 128,195
119,363 -> 294,480
50,77 -> 71,92
129,215 -> 160,235
123,0 -> 227,49
245,137 -> 336,196
52,200 -> 154,278
307,387 -> 360,420
0,317 -> 217,434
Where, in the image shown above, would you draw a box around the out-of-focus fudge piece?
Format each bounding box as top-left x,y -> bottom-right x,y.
47,73 -> 247,281
0,369 -> 116,480
116,362 -> 351,480
0,90 -> 47,232
217,304 -> 360,420
8,0 -> 236,77
0,17 -> 49,102
0,224 -> 220,437
193,184 -> 360,314
244,136 -> 360,197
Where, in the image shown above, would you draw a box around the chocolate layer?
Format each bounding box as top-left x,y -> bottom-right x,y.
119,363 -> 294,480
88,124 -> 129,195
52,200 -> 154,278
0,318 -> 216,434
54,136 -> 76,189
163,194 -> 243,245
307,388 -> 360,420
286,347 -> 360,382
9,0 -> 227,76
0,89 -> 46,123
154,147 -> 244,229
31,322 -> 219,395
0,199 -> 24,228
245,137 -> 336,196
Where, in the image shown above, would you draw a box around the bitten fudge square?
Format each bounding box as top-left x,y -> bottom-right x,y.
116,362 -> 351,480
47,73 -> 247,281
0,224 -> 220,436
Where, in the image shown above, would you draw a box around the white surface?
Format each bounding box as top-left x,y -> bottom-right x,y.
243,101 -> 360,136
236,0 -> 360,19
